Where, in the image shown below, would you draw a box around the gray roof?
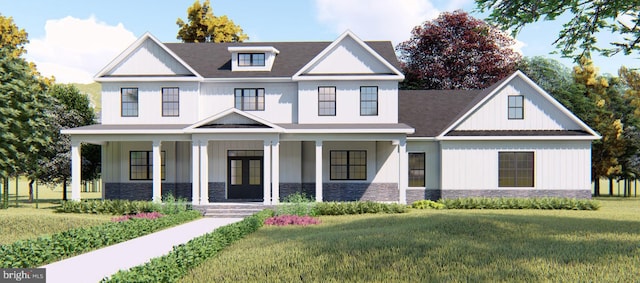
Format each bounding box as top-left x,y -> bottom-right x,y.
165,41 -> 401,78
446,130 -> 592,136
398,89 -> 483,137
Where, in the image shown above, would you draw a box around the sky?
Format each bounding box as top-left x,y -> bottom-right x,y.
0,0 -> 635,84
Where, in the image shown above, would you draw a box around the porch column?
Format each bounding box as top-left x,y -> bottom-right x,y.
191,140 -> 201,205
152,140 -> 162,203
70,140 -> 81,201
271,141 -> 280,204
263,140 -> 272,205
397,138 -> 408,204
199,141 -> 209,204
315,140 -> 323,202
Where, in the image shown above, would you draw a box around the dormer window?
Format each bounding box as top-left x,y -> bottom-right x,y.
228,46 -> 279,71
238,53 -> 265,66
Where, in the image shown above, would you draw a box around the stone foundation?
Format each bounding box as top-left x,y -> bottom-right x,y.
104,182 -> 192,201
406,189 -> 441,203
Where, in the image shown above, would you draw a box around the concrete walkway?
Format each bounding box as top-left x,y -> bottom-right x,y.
41,217 -> 243,283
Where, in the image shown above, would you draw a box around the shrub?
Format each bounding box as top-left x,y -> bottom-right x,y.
0,210 -> 201,268
275,192 -> 317,216
102,209 -> 274,283
264,215 -> 321,226
439,197 -> 600,210
160,193 -> 191,215
313,201 -> 408,215
112,212 -> 164,222
411,200 -> 445,209
57,199 -> 161,215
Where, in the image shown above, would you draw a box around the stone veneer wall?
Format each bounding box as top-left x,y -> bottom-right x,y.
406,189 -> 441,203
104,183 -> 192,201
279,183 -> 316,201
281,183 -> 398,202
208,182 -> 227,202
441,189 -> 592,199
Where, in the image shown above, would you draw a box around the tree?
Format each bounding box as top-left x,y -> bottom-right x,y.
39,84 -> 99,201
176,0 -> 248,43
396,10 -> 521,90
476,0 -> 640,59
0,13 -> 28,57
573,57 -> 626,195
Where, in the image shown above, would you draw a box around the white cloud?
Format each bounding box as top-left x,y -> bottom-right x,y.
25,16 -> 137,84
314,0 -> 472,45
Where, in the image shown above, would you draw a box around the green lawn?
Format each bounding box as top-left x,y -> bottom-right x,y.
180,198 -> 640,282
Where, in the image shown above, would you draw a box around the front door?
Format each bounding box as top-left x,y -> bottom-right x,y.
227,151 -> 263,200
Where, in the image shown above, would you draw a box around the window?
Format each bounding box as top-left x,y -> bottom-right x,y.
130,151 -> 166,180
360,86 -> 378,116
121,88 -> 138,117
330,150 -> 366,180
318,86 -> 336,116
238,53 -> 265,66
508,95 -> 524,119
409,153 -> 425,187
234,88 -> 265,111
498,152 -> 534,187
162,87 -> 179,117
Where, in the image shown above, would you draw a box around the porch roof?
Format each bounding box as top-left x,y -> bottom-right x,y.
277,123 -> 414,134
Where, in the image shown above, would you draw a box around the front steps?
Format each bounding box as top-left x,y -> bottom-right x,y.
194,203 -> 275,218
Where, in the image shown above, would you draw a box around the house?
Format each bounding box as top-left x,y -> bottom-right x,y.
62,31 -> 600,205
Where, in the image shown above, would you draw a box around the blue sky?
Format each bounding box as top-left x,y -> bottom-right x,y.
0,0 -> 633,83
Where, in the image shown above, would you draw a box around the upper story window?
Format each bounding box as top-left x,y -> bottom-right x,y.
121,88 -> 138,117
235,88 -> 265,111
508,95 -> 524,119
162,87 -> 179,117
360,86 -> 378,116
238,53 -> 265,66
318,86 -> 336,116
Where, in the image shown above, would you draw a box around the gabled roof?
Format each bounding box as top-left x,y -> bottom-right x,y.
400,71 -> 601,140
292,30 -> 404,81
185,108 -> 283,133
95,32 -> 202,81
164,36 -> 401,79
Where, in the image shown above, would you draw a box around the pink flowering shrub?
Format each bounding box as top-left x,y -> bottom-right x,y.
264,215 -> 321,226
112,211 -> 164,222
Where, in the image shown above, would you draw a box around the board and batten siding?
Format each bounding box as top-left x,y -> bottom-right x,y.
440,140 -> 591,191
104,141 -> 190,183
101,82 -> 199,125
106,38 -> 193,76
198,82 -> 297,123
455,76 -> 581,131
297,80 -> 398,124
407,141 -> 441,189
305,36 -> 392,75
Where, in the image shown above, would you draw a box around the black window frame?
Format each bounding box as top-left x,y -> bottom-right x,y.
498,151 -> 534,187
409,152 -> 426,187
508,95 -> 524,120
238,53 -> 266,66
162,87 -> 180,117
360,86 -> 378,116
121,88 -> 139,117
234,88 -> 265,111
318,86 -> 336,116
129,151 -> 166,181
330,150 -> 367,180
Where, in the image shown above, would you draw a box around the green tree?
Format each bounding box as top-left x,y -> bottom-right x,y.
176,0 -> 248,43
573,57 -> 626,195
476,0 -> 640,59
396,10 -> 521,90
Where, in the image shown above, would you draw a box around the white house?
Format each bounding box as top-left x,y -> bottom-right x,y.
62,31 -> 600,205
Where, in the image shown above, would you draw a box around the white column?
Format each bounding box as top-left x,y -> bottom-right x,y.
398,138 -> 408,204
70,140 -> 82,201
263,140 -> 272,205
199,141 -> 209,204
315,140 -> 323,202
271,140 -> 280,204
191,140 -> 201,205
152,140 -> 162,203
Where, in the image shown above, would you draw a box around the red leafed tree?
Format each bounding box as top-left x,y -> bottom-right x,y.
396,10 -> 521,90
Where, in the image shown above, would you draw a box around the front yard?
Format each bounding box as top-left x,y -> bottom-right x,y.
180,198 -> 640,282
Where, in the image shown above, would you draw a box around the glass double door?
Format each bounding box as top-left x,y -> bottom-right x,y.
227,151 -> 263,200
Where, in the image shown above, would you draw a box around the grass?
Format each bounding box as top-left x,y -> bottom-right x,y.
180,198 -> 640,282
